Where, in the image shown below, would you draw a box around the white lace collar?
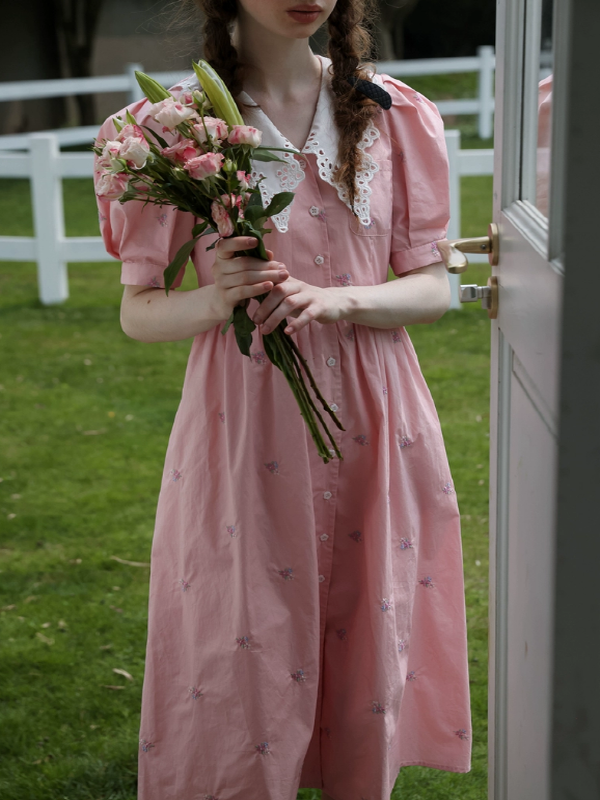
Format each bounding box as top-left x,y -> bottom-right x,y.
238,55 -> 382,232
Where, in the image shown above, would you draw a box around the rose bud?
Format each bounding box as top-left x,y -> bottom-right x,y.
161,139 -> 201,164
95,172 -> 131,201
148,97 -> 197,130
228,125 -> 262,147
120,136 -> 150,169
192,116 -> 228,144
115,123 -> 145,143
211,200 -> 235,237
183,152 -> 224,180
236,170 -> 252,190
101,140 -> 125,170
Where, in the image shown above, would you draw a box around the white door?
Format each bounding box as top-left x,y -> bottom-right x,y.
488,0 -> 568,796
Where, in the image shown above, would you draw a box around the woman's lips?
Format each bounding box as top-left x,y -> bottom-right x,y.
286,8 -> 321,23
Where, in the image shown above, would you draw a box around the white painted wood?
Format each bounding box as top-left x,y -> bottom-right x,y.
29,135 -> 69,304
478,45 -> 496,138
445,130 -> 462,309
489,0 -> 565,796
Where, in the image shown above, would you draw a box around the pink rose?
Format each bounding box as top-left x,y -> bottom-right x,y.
95,172 -> 130,201
192,116 -> 229,144
236,170 -> 251,190
177,91 -> 194,106
115,123 -> 145,142
119,135 -> 150,168
211,200 -> 235,237
100,140 -> 123,170
148,98 -> 197,130
161,138 -> 201,164
184,152 -> 224,180
228,125 -> 262,147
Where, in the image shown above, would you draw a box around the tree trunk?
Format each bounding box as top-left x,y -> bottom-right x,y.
53,0 -> 105,126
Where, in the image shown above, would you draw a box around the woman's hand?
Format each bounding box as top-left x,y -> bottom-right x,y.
209,235 -> 290,321
252,277 -> 347,335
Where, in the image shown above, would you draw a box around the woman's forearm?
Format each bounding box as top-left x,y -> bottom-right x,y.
337,262 -> 451,329
120,283 -> 226,343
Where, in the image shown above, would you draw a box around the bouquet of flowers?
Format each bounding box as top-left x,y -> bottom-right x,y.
93,61 -> 343,463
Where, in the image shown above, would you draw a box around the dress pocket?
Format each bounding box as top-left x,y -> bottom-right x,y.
347,159 -> 393,237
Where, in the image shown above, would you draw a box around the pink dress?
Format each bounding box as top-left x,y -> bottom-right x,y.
95,56 -> 472,800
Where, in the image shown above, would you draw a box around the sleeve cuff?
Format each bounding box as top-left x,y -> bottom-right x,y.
390,238 -> 447,277
120,260 -> 186,289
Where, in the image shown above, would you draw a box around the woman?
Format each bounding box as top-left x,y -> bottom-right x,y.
95,1 -> 472,798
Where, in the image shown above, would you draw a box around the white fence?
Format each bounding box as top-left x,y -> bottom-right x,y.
0,129 -> 493,308
0,46 -> 497,149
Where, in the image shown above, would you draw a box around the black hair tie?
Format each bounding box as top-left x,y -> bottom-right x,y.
346,75 -> 392,110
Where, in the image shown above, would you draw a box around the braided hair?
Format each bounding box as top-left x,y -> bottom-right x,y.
192,0 -> 381,211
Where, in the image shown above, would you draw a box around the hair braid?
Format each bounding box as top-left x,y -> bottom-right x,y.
327,0 -> 380,210
195,0 -> 245,99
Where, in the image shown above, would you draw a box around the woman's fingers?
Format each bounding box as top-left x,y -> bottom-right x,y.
219,267 -> 286,289
215,236 -> 258,259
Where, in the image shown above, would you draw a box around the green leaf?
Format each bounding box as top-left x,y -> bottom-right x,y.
244,206 -> 268,225
135,71 -> 172,104
221,311 -> 234,336
163,237 -> 197,295
191,221 -> 210,237
232,305 -> 256,357
264,192 -> 295,218
125,109 -> 138,126
112,116 -> 124,134
255,145 -> 302,155
262,333 -> 283,371
141,125 -> 168,148
252,151 -> 286,164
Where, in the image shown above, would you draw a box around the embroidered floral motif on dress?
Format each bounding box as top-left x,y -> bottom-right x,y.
419,576 -> 435,588
397,639 -> 407,652
218,412 -> 225,424
250,350 -> 268,365
372,701 -> 386,714
443,481 -> 455,494
170,468 -> 182,482
226,525 -> 238,538
325,727 -> 332,739
139,739 -> 155,752
345,327 -> 356,341
334,273 -> 353,287
179,579 -> 191,592
291,669 -> 306,683
255,742 -> 271,755
380,598 -> 393,611
316,209 -> 327,223
157,213 -> 168,227
431,241 -> 441,258
236,636 -> 250,649
278,567 -> 294,580
413,93 -> 424,103
336,628 -> 348,641
264,461 -> 279,475
147,277 -> 160,288
204,795 -> 220,800
400,538 -> 414,550
406,671 -> 417,682
348,530 -> 363,543
383,386 -> 388,395
399,435 -> 412,449
391,329 -> 402,343
454,729 -> 470,741
352,435 -> 369,446
189,686 -> 203,699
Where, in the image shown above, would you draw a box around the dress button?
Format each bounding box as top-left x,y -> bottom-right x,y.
309,205 -> 320,217
328,448 -> 336,457
314,254 -> 324,265
323,491 -> 332,500
318,575 -> 325,583
326,357 -> 336,367
320,534 -> 329,541
330,403 -> 339,412
298,159 -> 307,169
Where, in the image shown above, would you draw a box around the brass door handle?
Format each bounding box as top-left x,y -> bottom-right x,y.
436,222 -> 499,274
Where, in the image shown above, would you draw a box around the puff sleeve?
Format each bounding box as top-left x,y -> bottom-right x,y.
93,97 -> 197,289
380,76 -> 451,276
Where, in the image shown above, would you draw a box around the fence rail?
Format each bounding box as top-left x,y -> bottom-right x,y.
0,129 -> 493,308
0,46 -> 497,147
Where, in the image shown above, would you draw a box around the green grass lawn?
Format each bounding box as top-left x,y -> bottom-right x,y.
0,148 -> 492,799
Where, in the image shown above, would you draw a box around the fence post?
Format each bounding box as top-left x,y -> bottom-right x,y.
478,45 -> 495,140
29,134 -> 69,305
444,129 -> 461,310
126,62 -> 145,105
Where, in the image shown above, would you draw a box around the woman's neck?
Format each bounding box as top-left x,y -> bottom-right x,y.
232,14 -> 322,102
